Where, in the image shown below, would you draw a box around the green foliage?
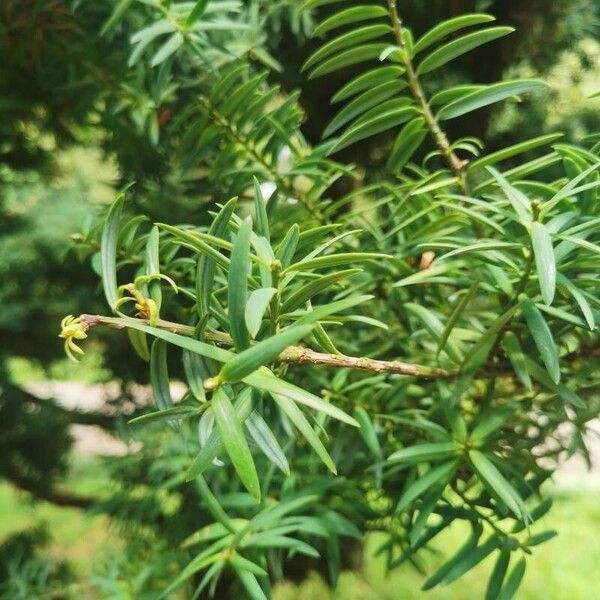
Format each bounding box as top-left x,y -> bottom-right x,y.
2,0 -> 599,597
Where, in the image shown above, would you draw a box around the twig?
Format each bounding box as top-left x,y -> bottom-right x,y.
198,96 -> 328,223
279,345 -> 451,379
387,0 -> 468,190
79,314 -> 455,380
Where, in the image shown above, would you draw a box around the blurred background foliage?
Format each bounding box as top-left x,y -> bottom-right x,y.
0,0 -> 598,597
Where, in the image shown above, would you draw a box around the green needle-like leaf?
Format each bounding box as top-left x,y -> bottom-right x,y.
220,324 -> 313,383
530,221 -> 556,305
101,189 -> 127,309
387,442 -> 459,465
501,332 -> 532,389
413,14 -> 495,54
271,392 -> 337,474
469,450 -> 527,520
521,298 -> 560,383
418,27 -> 514,75
396,460 -> 457,513
313,6 -> 388,37
246,411 -> 290,474
497,557 -> 526,600
228,216 -> 253,350
245,287 -> 277,338
150,339 -> 173,412
246,368 -> 358,426
196,197 -> 237,318
438,80 -> 546,120
212,387 -> 260,501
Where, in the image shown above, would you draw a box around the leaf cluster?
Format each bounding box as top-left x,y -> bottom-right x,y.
70,1 -> 600,597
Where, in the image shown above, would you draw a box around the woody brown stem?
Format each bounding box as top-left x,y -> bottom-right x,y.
387,0 -> 468,189
278,345 -> 452,378
79,314 -> 455,379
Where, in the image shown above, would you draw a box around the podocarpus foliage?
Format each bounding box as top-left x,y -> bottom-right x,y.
64,0 -> 600,597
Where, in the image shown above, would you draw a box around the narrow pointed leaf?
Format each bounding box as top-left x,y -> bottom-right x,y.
185,389 -> 253,480
246,412 -> 290,474
521,299 -> 560,383
150,339 -> 173,411
387,442 -> 459,465
501,332 -> 532,389
557,274 -> 595,330
469,133 -> 563,171
396,460 -> 457,513
487,167 -> 532,223
101,0 -> 134,35
405,303 -> 463,363
197,197 -> 237,317
331,106 -> 419,153
186,0 -> 210,26
438,80 -> 546,120
437,279 -> 479,358
281,269 -> 361,313
353,407 -> 382,458
220,324 -> 312,383
293,294 -> 373,327
441,536 -> 498,585
547,159 -> 600,204
523,358 -> 583,407
413,14 -> 495,54
409,483 -> 446,545
233,569 -> 268,600
277,224 -> 300,268
331,66 -> 404,103
461,303 -> 521,375
303,24 -> 391,71
324,83 -> 399,137
229,216 -> 252,350
422,524 -> 482,590
308,43 -> 389,79
128,328 -> 150,362
101,190 -> 126,309
212,387 -> 260,501
228,555 -> 267,578
151,32 -> 184,67
252,178 -> 270,241
530,222 -> 556,305
497,558 -> 526,600
115,318 -> 232,363
128,405 -> 200,425
145,225 -> 162,308
387,117 -> 427,172
418,27 -> 514,75
246,369 -> 358,426
486,550 -> 510,600
245,288 -> 277,338
159,224 -> 230,270
243,534 -> 319,558
271,392 -> 336,473
313,6 -> 388,37
469,450 -> 526,519
183,347 -> 207,402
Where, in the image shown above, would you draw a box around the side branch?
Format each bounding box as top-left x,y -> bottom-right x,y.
198,96 -> 328,223
279,346 -> 452,379
387,0 -> 467,187
79,314 -> 455,379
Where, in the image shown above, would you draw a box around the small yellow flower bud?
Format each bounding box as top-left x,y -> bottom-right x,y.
59,315 -> 89,362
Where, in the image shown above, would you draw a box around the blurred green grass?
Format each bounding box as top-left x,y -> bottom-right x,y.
0,458 -> 119,574
1,461 -> 598,598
